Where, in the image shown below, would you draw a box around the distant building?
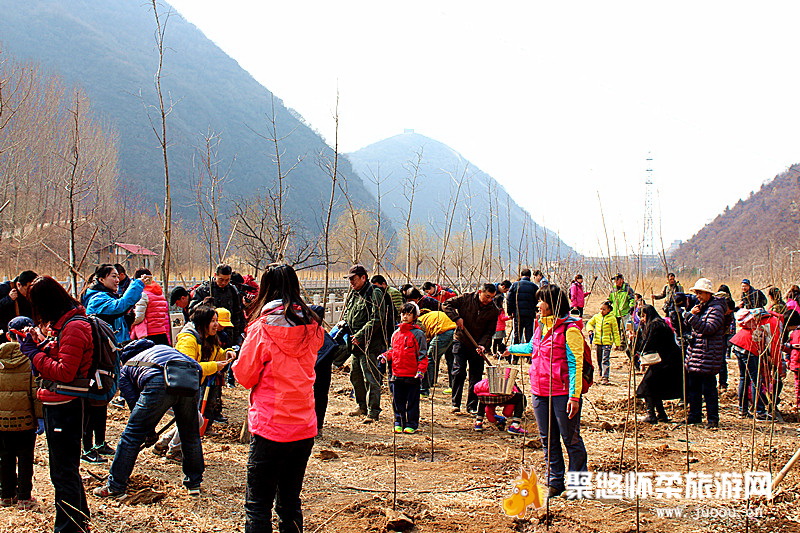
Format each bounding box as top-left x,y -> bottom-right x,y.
95,242 -> 158,270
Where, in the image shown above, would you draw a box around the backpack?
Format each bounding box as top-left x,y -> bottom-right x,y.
565,317 -> 594,394
42,315 -> 121,404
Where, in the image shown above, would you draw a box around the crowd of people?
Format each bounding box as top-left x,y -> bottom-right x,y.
1,261 -> 800,530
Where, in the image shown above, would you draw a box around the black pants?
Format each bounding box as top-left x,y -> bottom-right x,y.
687,372 -> 719,424
146,333 -> 170,346
451,342 -> 485,412
202,378 -> 223,422
0,429 -> 36,500
391,378 -> 421,429
45,399 -> 90,533
245,435 -> 314,533
83,403 -> 107,451
314,359 -> 333,430
513,315 -> 535,344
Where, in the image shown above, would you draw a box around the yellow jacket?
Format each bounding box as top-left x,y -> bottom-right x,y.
175,330 -> 227,378
419,311 -> 457,338
586,312 -> 621,347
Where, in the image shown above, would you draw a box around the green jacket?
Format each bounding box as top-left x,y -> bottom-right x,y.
387,286 -> 404,315
342,283 -> 392,354
609,282 -> 635,317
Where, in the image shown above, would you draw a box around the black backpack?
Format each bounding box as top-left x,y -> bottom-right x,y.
42,315 -> 121,404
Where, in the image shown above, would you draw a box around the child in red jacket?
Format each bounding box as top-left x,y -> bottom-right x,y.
380,303 -> 428,434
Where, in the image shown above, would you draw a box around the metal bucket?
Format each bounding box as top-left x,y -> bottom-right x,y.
487,366 -> 519,395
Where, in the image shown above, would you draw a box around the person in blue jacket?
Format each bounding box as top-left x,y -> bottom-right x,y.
82,264 -> 144,344
80,264 -> 144,463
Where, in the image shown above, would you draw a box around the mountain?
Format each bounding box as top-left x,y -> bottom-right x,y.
0,0 -> 373,227
672,164 -> 800,274
347,132 -> 576,264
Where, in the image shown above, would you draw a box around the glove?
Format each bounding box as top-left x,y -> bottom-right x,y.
36,419 -> 45,435
19,333 -> 40,360
414,371 -> 425,381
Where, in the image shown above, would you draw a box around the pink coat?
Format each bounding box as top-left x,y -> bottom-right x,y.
569,281 -> 587,308
233,309 -> 324,442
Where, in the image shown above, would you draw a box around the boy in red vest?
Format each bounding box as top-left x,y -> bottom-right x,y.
379,303 -> 428,434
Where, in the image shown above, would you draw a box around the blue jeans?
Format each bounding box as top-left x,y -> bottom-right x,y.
531,395 -> 587,490
595,345 -> 612,379
735,347 -> 766,416
686,372 -> 719,423
44,398 -> 89,533
108,375 -> 204,492
424,329 -> 455,392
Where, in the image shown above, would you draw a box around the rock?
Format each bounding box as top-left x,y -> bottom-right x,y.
384,508 -> 414,531
600,421 -> 615,431
524,438 -> 542,449
317,449 -> 339,461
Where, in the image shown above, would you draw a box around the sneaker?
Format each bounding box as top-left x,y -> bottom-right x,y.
394,425 -> 403,434
640,414 -> 658,424
93,484 -> 124,498
213,415 -> 229,424
110,397 -> 126,409
165,450 -> 183,463
547,486 -> 565,499
17,497 -> 38,510
94,442 -> 115,456
348,408 -> 366,417
600,377 -> 610,385
419,390 -> 430,398
450,406 -> 461,414
361,416 -> 377,425
403,427 -> 416,434
706,421 -> 719,429
0,497 -> 16,507
473,421 -> 485,432
443,387 -> 452,395
81,450 -> 107,464
186,486 -> 201,496
507,424 -> 528,436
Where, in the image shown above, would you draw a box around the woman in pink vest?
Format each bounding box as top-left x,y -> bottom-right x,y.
505,284 -> 588,499
130,268 -> 172,345
233,265 -> 323,533
569,274 -> 591,317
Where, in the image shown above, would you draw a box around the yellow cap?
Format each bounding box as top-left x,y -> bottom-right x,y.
216,307 -> 234,328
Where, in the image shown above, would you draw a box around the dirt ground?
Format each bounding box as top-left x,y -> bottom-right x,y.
3,302 -> 800,532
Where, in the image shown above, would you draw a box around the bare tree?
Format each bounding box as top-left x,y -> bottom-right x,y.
193,130 -> 231,272
401,149 -> 423,282
318,91 -> 340,299
147,0 -> 174,290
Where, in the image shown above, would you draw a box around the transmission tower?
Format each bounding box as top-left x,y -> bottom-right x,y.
643,154 -> 655,257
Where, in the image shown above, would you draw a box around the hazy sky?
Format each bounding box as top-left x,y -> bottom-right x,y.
168,0 -> 800,256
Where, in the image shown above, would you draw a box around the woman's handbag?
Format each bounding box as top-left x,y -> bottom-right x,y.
125,359 -> 201,397
640,351 -> 662,366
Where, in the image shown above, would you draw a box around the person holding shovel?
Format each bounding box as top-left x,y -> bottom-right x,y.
442,283 -> 500,415
503,284 -> 588,499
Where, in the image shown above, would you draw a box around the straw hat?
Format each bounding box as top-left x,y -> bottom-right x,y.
216,307 -> 234,327
689,278 -> 714,294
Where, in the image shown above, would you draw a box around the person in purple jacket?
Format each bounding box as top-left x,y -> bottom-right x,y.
683,278 -> 727,429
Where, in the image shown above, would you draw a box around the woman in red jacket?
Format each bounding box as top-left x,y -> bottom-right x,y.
21,276 -> 93,533
233,265 -> 323,533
